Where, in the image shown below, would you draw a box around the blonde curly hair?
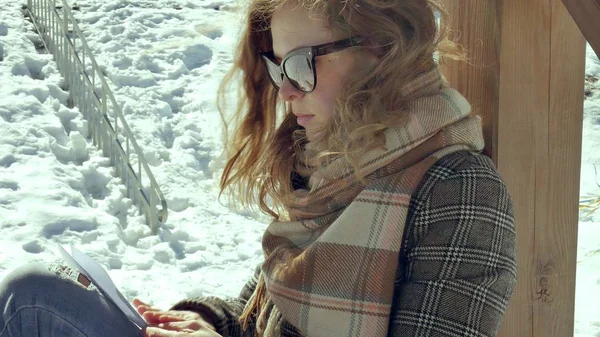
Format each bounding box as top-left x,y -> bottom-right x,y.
217,0 -> 465,221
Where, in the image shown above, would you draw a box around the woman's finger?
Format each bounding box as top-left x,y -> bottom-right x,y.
134,298 -> 161,311
133,298 -> 152,308
134,300 -> 161,317
143,311 -> 186,323
157,322 -> 196,332
138,305 -> 159,315
159,314 -> 187,322
142,311 -> 163,323
143,326 -> 181,337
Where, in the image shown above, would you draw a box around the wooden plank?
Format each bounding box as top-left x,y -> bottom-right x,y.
536,1 -> 586,336
438,0 -> 539,333
439,1 -> 585,336
437,1 -> 500,161
495,0 -> 549,336
561,0 -> 600,58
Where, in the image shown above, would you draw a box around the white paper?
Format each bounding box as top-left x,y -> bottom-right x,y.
58,244 -> 148,329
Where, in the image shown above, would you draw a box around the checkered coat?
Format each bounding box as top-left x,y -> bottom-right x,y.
171,151 -> 517,337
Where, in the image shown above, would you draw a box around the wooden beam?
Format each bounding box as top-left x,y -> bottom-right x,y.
561,0 -> 600,58
496,0 -> 547,335
437,1 -> 499,162
537,1 -> 585,335
439,1 -> 586,336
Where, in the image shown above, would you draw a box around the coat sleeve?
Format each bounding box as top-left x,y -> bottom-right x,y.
389,156 -> 517,337
169,265 -> 260,337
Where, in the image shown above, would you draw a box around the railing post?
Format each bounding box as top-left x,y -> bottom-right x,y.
49,1 -> 53,52
62,6 -> 68,88
100,87 -> 106,148
138,161 -> 142,206
150,193 -> 156,234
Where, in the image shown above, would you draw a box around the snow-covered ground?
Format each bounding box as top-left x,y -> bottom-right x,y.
0,0 -> 267,309
0,0 -> 599,335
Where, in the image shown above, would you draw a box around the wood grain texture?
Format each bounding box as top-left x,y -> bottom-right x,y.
496,0 -> 549,336
439,1 -> 585,336
535,1 -> 585,336
561,0 -> 600,58
438,1 -> 500,161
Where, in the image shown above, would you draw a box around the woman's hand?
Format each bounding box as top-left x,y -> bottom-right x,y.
143,324 -> 222,337
133,298 -> 211,326
133,298 -> 221,337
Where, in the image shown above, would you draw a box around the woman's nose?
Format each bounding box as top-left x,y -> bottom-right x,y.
278,77 -> 305,102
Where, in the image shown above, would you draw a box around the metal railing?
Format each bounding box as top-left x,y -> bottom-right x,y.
26,0 -> 168,234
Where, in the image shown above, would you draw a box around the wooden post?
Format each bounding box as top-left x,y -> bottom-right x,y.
437,2 -> 499,162
439,1 -> 586,337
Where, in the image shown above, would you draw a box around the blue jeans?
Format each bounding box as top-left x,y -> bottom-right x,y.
0,262 -> 141,337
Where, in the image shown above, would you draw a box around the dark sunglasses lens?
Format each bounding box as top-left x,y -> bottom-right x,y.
284,55 -> 315,92
263,56 -> 284,88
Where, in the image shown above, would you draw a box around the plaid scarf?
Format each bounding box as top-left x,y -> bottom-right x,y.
257,69 -> 484,337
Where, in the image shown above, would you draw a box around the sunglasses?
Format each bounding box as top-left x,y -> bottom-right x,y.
260,36 -> 364,94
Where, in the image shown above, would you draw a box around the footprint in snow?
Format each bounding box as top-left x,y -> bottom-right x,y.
43,219 -> 98,238
11,55 -> 48,81
80,165 -> 110,200
0,180 -> 19,191
22,240 -> 45,254
0,154 -> 18,168
110,25 -> 125,36
171,44 -> 213,71
0,22 -> 7,36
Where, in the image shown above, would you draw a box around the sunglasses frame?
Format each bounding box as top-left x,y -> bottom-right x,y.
260,36 -> 364,94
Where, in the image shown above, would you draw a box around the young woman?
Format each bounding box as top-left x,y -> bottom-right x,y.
0,0 -> 517,336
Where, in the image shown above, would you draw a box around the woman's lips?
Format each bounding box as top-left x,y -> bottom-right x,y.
296,115 -> 314,126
